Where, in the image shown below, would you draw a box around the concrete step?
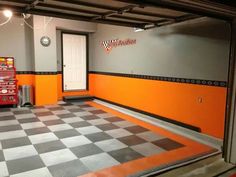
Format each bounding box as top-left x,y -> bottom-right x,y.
63,95 -> 94,102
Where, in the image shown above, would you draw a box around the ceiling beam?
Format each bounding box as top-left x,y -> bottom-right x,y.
52,0 -> 177,19
25,0 -> 42,11
113,0 -> 236,20
0,4 -> 144,28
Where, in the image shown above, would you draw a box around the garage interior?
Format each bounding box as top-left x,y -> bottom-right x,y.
0,0 -> 236,177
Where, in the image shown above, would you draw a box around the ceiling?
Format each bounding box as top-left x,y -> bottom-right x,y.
0,0 -> 232,29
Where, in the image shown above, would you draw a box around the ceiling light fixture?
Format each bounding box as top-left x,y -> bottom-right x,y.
134,27 -> 144,32
3,10 -> 13,18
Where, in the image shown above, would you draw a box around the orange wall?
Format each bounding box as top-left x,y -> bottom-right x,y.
16,74 -> 35,86
89,74 -> 227,139
34,75 -> 58,106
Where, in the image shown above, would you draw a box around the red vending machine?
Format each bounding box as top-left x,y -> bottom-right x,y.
0,57 -> 18,107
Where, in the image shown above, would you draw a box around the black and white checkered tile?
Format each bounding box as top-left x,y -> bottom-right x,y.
0,102 -> 185,177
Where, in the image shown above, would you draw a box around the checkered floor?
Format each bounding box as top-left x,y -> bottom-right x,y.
0,102 -> 185,177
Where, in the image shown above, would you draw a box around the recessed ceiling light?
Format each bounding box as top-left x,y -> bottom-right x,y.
3,10 -> 13,18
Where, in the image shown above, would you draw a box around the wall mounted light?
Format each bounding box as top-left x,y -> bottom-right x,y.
3,10 -> 13,18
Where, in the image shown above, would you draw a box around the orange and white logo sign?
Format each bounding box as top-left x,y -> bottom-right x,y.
101,38 -> 136,53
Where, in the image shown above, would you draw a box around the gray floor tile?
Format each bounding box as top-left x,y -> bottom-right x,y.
113,120 -> 135,128
96,123 -> 119,131
54,129 -> 80,139
152,138 -> 185,151
105,117 -> 124,122
0,162 -> 9,177
61,135 -> 91,148
48,159 -> 89,177
70,121 -> 91,128
3,145 -> 38,161
136,131 -> 165,142
29,132 -> 58,144
89,110 -> 107,114
79,104 -> 92,108
125,125 -> 149,134
15,113 -> 36,120
76,126 -> 102,135
24,127 -> 51,135
21,122 -> 45,130
7,155 -> 45,175
37,115 -> 59,121
48,107 -> 64,111
68,108 -> 84,113
80,115 -> 100,121
80,153 -> 120,171
13,110 -> 32,115
18,118 -> 40,124
0,150 -> 4,162
0,112 -> 13,117
95,139 -> 127,152
70,143 -> 103,158
62,117 -> 84,124
0,115 -> 15,121
108,147 -> 144,163
85,132 -> 113,142
105,128 -> 132,138
57,113 -> 76,119
1,136 -> 31,149
0,120 -> 19,127
131,142 -> 165,156
43,119 -> 64,126
118,135 -> 147,146
0,130 -> 26,141
10,167 -> 52,177
48,124 -> 73,132
34,140 -> 66,154
35,112 -> 53,117
87,118 -> 109,126
0,125 -> 22,132
40,149 -> 77,166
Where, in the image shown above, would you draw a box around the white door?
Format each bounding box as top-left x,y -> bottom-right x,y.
62,33 -> 87,91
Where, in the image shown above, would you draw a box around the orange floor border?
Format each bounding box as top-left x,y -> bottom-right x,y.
80,101 -> 217,177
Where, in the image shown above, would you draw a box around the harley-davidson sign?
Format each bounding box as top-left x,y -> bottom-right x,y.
101,38 -> 136,53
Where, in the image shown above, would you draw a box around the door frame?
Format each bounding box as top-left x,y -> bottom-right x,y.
61,31 -> 89,92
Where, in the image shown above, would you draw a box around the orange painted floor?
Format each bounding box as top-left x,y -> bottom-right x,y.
80,101 -> 218,177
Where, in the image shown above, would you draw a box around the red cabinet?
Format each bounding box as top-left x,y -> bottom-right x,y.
0,57 -> 18,106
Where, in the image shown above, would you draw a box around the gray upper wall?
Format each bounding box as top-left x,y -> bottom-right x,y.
89,18 -> 230,81
0,16 -> 34,71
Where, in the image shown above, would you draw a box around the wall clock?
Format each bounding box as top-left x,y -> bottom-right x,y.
40,36 -> 51,47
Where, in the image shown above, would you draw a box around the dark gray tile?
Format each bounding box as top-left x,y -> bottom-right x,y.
96,123 -> 119,131
35,111 -> 53,117
108,148 -> 144,163
118,135 -> 147,146
152,138 -> 185,151
59,103 -> 73,106
79,104 -> 92,108
0,108 -> 11,112
85,132 -> 112,143
48,107 -> 64,111
7,155 -> 45,175
1,136 -> 31,149
0,150 -> 4,162
54,129 -> 80,139
34,140 -> 66,154
0,124 -> 22,132
43,119 -> 64,126
70,143 -> 103,158
80,115 -> 100,121
125,126 -> 149,134
24,127 -> 51,135
68,108 -> 84,113
70,121 -> 91,128
13,110 -> 31,115
48,159 -> 89,177
58,113 -> 76,119
89,110 -> 106,114
105,117 -> 123,122
18,118 -> 40,124
30,106 -> 44,109
0,115 -> 15,121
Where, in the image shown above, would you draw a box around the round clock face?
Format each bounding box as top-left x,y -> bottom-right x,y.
40,36 -> 51,47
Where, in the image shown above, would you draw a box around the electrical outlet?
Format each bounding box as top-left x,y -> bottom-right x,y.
198,97 -> 203,103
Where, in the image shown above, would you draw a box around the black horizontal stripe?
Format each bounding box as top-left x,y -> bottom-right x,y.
89,71 -> 227,87
16,71 -> 60,75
